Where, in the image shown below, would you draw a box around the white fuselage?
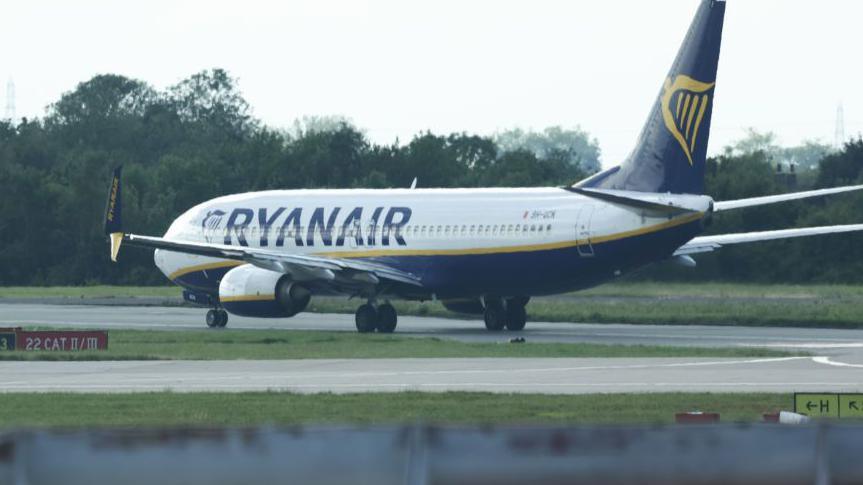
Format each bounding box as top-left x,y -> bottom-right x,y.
155,187 -> 711,298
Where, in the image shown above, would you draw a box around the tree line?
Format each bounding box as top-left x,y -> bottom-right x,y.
0,69 -> 861,286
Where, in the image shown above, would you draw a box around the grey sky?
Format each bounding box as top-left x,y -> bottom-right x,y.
2,0 -> 861,167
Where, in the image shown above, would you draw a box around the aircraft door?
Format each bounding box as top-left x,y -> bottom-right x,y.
575,204 -> 595,257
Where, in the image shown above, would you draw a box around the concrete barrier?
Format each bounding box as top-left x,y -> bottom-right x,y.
1,423 -> 862,484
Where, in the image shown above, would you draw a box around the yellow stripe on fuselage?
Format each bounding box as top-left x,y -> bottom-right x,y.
169,212 -> 705,279
220,294 -> 276,303
317,211 -> 704,258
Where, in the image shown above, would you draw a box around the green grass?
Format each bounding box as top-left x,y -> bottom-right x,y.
0,392 -> 791,426
0,329 -> 796,361
3,282 -> 863,327
0,285 -> 178,299
520,298 -> 863,328
577,282 -> 863,299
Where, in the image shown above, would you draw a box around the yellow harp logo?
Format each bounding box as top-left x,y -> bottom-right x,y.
661,75 -> 715,165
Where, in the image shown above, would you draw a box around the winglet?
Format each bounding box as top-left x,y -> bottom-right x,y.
104,166 -> 124,262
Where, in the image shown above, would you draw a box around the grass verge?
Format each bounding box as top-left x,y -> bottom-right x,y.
0,286 -> 179,299
0,329 -> 796,360
0,392 -> 791,426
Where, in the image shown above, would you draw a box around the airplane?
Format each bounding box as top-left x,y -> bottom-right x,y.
104,0 -> 863,332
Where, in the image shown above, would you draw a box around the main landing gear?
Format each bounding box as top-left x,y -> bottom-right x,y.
355,302 -> 398,333
206,308 -> 228,328
483,298 -> 527,332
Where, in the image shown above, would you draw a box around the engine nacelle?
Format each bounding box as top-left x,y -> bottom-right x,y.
219,264 -> 310,318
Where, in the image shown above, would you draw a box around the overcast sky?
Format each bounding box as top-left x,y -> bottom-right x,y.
2,0 -> 862,166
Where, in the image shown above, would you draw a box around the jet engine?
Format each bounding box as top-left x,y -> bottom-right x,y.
219,264 -> 310,318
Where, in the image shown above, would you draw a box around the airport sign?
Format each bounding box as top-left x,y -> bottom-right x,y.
794,393 -> 863,419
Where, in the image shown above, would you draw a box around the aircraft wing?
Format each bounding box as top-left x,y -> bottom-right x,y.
674,223 -> 863,256
104,166 -> 422,288
714,184 -> 863,212
122,233 -> 423,287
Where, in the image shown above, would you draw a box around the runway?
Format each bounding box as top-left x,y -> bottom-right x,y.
2,356 -> 861,394
2,302 -> 863,393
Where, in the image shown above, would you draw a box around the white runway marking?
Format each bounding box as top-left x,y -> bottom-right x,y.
751,343 -> 863,349
2,382 -> 862,392
812,356 -> 863,368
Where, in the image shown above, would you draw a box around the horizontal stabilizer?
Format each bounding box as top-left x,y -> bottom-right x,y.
714,184 -> 863,212
674,223 -> 863,256
569,187 -> 704,213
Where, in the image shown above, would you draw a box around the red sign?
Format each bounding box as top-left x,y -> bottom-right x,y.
15,330 -> 108,351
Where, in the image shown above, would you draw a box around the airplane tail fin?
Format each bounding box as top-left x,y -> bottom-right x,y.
578,0 -> 726,195
103,166 -> 124,262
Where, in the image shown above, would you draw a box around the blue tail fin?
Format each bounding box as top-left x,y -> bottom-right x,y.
579,0 -> 725,195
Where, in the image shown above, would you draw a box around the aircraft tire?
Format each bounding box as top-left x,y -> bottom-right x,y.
355,304 -> 378,333
206,310 -> 219,328
483,302 -> 506,331
217,310 -> 229,328
376,304 -> 398,333
505,303 -> 526,331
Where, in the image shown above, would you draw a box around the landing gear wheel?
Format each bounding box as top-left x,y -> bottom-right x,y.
216,310 -> 229,328
484,302 -> 506,331
206,309 -> 219,328
376,304 -> 398,333
505,303 -> 526,331
355,304 -> 378,333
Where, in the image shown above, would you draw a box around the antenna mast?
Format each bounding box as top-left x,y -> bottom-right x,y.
834,102 -> 845,150
3,78 -> 14,122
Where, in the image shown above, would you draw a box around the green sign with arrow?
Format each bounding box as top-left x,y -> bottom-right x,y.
794,393 -> 863,419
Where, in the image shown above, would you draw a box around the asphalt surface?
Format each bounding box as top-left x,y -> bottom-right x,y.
1,302 -> 862,393
3,356 -> 860,394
